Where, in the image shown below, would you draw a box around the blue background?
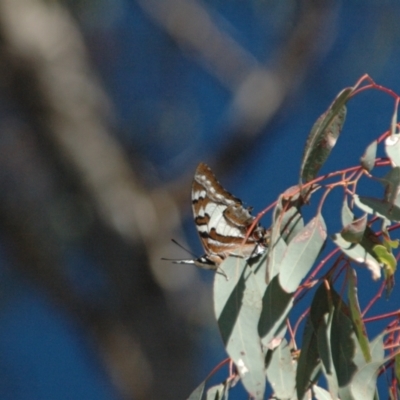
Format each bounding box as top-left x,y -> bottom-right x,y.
0,0 -> 399,398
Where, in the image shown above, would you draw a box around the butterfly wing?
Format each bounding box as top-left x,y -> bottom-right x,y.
192,163 -> 266,262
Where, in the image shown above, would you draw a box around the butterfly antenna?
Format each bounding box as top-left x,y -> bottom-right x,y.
170,238 -> 198,258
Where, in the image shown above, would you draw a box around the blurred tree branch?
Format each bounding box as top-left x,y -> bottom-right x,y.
137,0 -> 336,172
0,0 -> 339,397
0,0 -> 198,398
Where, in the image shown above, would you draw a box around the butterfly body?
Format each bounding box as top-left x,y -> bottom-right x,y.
174,163 -> 268,270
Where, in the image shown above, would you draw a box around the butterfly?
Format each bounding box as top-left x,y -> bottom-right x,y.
169,162 -> 268,272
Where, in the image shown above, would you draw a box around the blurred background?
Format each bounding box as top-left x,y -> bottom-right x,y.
0,0 -> 399,398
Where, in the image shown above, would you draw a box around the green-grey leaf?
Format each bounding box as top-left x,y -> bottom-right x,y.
214,257 -> 247,342
300,87 -> 352,184
267,197 -> 303,284
214,257 -> 265,399
279,206 -> 304,244
390,101 -> 398,137
342,199 -> 355,228
350,361 -> 385,400
188,380 -> 206,400
266,200 -> 286,284
341,214 -> 367,243
330,293 -> 366,400
267,197 -> 304,285
301,284 -> 338,397
313,385 -> 333,400
330,307 -> 358,387
251,252 -> 268,295
309,283 -> 335,332
354,195 -> 400,222
373,245 -> 396,274
347,268 -> 372,363
266,233 -> 287,284
206,384 -> 222,400
369,332 -> 385,363
317,312 -> 339,397
265,339 -> 296,399
206,383 -> 226,400
379,167 -> 400,206
258,275 -> 293,350
361,140 -> 378,172
385,133 -> 400,167
279,214 -> 327,293
296,317 -> 321,400
332,233 -> 382,280
395,353 -> 400,391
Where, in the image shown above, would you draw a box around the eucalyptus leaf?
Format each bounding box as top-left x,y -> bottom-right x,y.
380,167 -> 400,205
279,214 -> 327,293
251,252 -> 268,294
395,353 -> 400,391
390,100 -> 398,137
265,339 -> 296,399
369,332 -> 385,363
214,257 -> 265,399
267,198 -> 303,283
342,199 -> 355,228
296,284 -> 332,399
341,214 -> 367,244
373,245 -> 396,275
279,205 -> 304,244
214,257 -> 247,342
296,317 -> 321,400
330,307 -> 358,389
310,285 -> 351,398
354,195 -> 400,222
317,312 -> 339,398
330,293 -> 367,378
350,361 -> 385,400
385,133 -> 400,167
300,87 -> 352,184
258,275 -> 293,350
332,233 -> 382,280
188,380 -> 206,400
265,233 -> 286,284
347,268 -> 372,363
308,284 -> 370,400
313,385 -> 333,400
206,383 -> 228,400
206,384 -> 223,400
361,140 -> 378,172
266,199 -> 285,284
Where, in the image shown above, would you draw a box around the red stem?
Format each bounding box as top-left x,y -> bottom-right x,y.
363,309 -> 400,324
205,357 -> 231,381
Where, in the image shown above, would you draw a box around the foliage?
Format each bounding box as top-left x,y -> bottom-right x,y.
188,75 -> 400,400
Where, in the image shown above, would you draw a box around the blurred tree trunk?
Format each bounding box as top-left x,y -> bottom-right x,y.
0,0 -> 196,398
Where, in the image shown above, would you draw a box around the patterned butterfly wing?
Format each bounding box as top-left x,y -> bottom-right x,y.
192,163 -> 266,265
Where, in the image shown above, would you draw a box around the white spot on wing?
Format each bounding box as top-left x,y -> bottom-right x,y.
208,204 -> 226,232
221,224 -> 242,237
208,238 -> 235,247
193,189 -> 206,201
210,216 -> 242,237
215,193 -> 224,201
192,166 -> 265,261
197,224 -> 208,233
202,201 -> 244,237
204,202 -> 218,217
